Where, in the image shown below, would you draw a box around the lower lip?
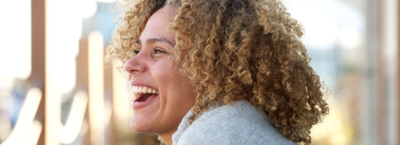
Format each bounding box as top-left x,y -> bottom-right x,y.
132,95 -> 159,109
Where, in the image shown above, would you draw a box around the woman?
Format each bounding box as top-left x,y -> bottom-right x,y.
106,0 -> 329,144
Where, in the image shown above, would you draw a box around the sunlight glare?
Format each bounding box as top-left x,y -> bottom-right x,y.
0,0 -> 31,82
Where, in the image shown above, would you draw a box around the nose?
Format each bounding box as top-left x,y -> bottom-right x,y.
124,53 -> 146,75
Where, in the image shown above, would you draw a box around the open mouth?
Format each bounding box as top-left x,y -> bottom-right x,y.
135,94 -> 158,102
132,86 -> 159,103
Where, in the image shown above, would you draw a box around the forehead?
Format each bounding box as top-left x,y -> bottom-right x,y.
139,5 -> 178,42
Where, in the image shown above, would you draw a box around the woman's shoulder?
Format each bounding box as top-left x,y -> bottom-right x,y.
173,100 -> 296,145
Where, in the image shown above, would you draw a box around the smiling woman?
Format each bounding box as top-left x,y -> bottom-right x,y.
123,5 -> 195,144
105,0 -> 329,145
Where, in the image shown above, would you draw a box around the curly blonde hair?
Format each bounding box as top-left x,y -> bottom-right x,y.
106,0 -> 329,143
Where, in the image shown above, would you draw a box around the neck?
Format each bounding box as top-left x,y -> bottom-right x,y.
159,133 -> 173,145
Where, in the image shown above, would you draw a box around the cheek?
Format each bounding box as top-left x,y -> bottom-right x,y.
152,60 -> 181,87
151,60 -> 195,105
168,76 -> 195,107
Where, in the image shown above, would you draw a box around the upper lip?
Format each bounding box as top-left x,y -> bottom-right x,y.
130,81 -> 159,96
130,81 -> 157,90
130,81 -> 159,102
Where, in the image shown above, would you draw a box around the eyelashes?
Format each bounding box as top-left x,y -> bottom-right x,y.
154,48 -> 167,54
133,47 -> 167,55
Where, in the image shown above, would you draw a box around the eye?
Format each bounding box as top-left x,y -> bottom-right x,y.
154,47 -> 167,54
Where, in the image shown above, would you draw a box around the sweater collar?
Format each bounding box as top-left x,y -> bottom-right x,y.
172,108 -> 193,144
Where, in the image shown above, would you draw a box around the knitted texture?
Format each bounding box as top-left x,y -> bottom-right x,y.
172,100 -> 296,145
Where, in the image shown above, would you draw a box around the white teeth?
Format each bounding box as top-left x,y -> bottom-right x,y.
142,87 -> 147,93
131,86 -> 159,94
138,87 -> 142,93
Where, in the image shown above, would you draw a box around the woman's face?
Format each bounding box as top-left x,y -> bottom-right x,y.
124,6 -> 195,135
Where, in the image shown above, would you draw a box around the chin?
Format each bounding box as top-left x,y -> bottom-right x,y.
131,115 -> 162,134
130,117 -> 148,133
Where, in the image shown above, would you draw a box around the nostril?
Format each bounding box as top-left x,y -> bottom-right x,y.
123,59 -> 133,72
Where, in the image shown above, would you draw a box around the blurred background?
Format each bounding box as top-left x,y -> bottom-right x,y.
0,0 -> 398,144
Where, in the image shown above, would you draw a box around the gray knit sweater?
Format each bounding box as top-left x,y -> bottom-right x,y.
172,100 -> 296,145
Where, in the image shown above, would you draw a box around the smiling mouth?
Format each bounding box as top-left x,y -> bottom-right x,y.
132,86 -> 159,103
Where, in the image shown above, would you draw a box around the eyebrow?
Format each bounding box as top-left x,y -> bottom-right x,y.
136,37 -> 175,48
